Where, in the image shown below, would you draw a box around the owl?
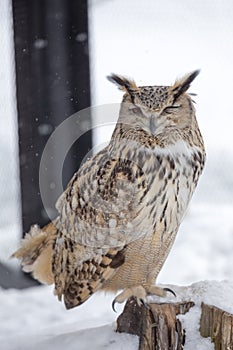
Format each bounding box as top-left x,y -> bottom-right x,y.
13,70 -> 205,310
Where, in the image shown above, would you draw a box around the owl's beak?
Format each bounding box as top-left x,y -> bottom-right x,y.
149,115 -> 156,136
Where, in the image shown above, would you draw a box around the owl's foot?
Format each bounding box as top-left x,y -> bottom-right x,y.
112,285 -> 176,312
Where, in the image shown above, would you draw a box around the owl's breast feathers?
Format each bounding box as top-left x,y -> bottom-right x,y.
53,136 -> 205,308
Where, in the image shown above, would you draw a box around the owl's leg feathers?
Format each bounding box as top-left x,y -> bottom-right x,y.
112,285 -> 176,312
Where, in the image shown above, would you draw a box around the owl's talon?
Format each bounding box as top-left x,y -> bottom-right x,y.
139,298 -> 150,309
163,287 -> 176,297
112,295 -> 149,312
112,298 -> 118,313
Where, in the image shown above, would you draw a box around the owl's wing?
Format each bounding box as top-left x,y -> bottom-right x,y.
54,240 -> 126,309
55,146 -> 147,248
53,147 -> 147,308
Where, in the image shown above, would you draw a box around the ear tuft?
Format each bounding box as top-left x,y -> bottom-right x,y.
171,70 -> 200,101
107,74 -> 138,93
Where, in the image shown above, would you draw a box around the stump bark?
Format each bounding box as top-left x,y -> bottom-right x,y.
116,298 -> 194,350
200,303 -> 233,350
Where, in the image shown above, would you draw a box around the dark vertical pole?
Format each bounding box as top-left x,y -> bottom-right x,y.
12,0 -> 91,235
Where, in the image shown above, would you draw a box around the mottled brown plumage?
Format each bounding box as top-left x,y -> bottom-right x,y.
13,71 -> 205,310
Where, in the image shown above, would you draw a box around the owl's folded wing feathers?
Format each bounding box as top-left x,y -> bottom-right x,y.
52,149 -> 147,308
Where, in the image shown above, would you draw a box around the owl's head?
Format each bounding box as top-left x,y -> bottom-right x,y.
107,70 -> 200,136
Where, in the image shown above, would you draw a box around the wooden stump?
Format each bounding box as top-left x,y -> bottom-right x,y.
116,298 -> 194,350
200,303 -> 233,350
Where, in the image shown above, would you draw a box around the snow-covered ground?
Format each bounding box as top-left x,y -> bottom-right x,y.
2,280 -> 233,350
1,0 -> 233,349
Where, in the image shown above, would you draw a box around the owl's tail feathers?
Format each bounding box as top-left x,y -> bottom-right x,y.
12,222 -> 58,285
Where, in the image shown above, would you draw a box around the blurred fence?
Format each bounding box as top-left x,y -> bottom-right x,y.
13,0 -> 92,233
0,0 -> 92,288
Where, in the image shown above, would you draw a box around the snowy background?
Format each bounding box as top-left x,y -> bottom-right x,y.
0,0 -> 233,349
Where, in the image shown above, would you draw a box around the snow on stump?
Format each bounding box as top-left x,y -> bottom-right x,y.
116,297 -> 195,350
200,302 -> 233,350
